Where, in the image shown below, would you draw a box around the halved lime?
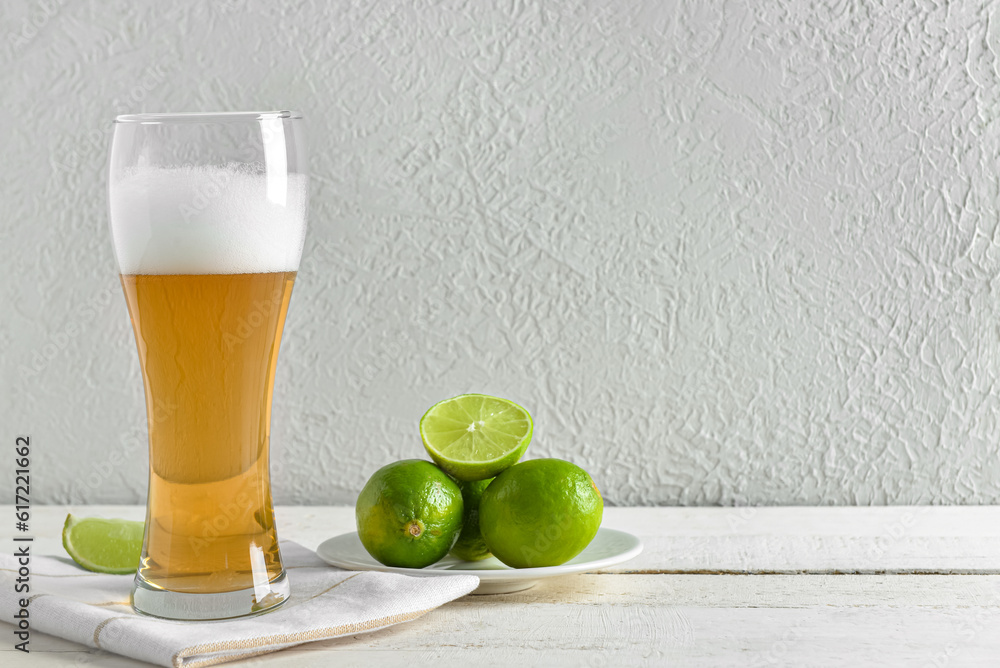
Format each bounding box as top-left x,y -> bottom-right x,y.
62,514 -> 143,574
419,394 -> 533,481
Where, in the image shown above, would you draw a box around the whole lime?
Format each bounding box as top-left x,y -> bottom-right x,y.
449,478 -> 493,561
479,459 -> 603,568
355,459 -> 464,568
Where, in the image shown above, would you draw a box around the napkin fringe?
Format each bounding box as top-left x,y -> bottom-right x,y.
174,606 -> 434,668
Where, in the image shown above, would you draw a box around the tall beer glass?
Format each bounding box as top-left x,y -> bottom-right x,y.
107,112 -> 308,619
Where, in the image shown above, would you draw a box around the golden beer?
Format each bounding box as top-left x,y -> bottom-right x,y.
109,111 -> 309,618
120,272 -> 295,594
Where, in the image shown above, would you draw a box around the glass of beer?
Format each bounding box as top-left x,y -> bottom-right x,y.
107,111 -> 308,620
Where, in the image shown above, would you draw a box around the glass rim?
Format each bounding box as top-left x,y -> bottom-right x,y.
113,111 -> 303,124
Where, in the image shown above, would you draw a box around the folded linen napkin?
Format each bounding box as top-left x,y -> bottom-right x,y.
0,541 -> 478,667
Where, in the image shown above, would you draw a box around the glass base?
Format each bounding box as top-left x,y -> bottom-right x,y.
131,570 -> 289,620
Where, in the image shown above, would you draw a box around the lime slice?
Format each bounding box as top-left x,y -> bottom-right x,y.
62,514 -> 143,574
419,394 -> 533,481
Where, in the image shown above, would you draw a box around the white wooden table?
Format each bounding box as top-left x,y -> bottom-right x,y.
5,505 -> 1000,666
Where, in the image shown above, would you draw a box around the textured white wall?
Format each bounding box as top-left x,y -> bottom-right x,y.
3,0 -> 1000,506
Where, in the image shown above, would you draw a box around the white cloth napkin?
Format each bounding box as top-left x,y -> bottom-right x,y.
0,541 -> 478,667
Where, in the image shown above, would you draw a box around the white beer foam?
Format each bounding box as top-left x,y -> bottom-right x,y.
110,165 -> 308,275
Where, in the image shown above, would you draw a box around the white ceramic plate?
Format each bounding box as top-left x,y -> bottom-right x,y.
316,527 -> 643,594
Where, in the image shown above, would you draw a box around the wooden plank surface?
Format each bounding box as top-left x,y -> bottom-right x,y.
15,505 -> 1000,573
6,575 -> 1000,667
4,506 -> 1000,666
